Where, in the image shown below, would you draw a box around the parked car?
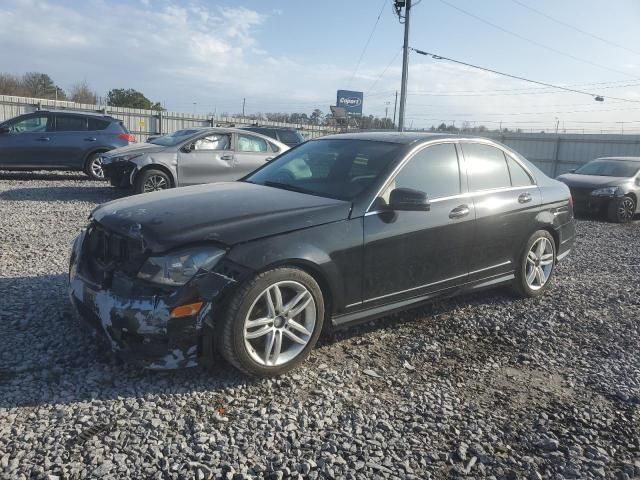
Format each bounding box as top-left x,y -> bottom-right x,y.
239,126 -> 305,147
101,127 -> 288,194
557,157 -> 640,223
0,110 -> 135,179
69,133 -> 575,376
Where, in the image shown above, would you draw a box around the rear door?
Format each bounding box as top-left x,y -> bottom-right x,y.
0,113 -> 53,167
234,133 -> 275,175
460,142 -> 541,281
177,132 -> 234,186
50,114 -> 90,168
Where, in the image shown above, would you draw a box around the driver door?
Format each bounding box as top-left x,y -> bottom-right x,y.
0,113 -> 53,167
177,133 -> 234,186
362,142 -> 474,306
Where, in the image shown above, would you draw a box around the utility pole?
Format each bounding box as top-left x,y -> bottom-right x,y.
397,0 -> 411,132
242,97 -> 246,118
393,90 -> 398,126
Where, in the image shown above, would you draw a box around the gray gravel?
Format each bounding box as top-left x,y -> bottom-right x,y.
1,171 -> 639,479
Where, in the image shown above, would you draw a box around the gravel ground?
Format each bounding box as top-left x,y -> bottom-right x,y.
1,171 -> 639,480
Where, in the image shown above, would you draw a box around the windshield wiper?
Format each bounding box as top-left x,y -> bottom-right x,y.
262,181 -> 315,195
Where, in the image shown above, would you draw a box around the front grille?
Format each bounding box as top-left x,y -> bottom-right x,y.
80,223 -> 146,286
569,187 -> 593,203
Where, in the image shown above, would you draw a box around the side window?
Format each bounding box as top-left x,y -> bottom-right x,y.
55,115 -> 87,132
238,134 -> 268,153
269,142 -> 281,153
383,143 -> 461,201
7,115 -> 49,134
278,129 -> 303,144
463,143 -> 511,191
193,134 -> 230,151
87,118 -> 110,131
506,155 -> 534,186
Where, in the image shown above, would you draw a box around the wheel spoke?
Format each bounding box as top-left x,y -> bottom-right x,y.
527,251 -> 537,263
264,330 -> 275,362
285,290 -> 312,318
267,331 -> 282,364
540,253 -> 554,266
246,317 -> 273,328
283,328 -> 307,345
535,266 -> 545,285
536,239 -> 545,258
245,325 -> 272,339
264,289 -> 277,317
287,319 -> 312,336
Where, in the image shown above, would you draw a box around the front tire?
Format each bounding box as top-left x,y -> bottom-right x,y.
217,267 -> 325,377
512,230 -> 556,298
85,153 -> 105,180
607,195 -> 635,223
134,169 -> 172,194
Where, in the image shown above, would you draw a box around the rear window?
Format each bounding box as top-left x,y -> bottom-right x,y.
278,129 -> 304,144
88,118 -> 111,131
55,115 -> 87,132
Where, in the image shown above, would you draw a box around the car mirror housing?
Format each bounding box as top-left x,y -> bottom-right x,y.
389,188 -> 430,211
181,143 -> 194,153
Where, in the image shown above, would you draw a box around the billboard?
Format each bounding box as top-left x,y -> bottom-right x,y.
336,90 -> 363,116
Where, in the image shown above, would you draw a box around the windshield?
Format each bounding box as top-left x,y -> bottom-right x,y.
574,159 -> 640,178
149,129 -> 201,146
244,139 -> 402,201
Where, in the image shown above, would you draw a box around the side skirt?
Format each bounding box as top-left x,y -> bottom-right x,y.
331,272 -> 515,329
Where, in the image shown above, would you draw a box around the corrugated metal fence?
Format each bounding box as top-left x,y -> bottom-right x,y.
0,95 -> 337,142
481,132 -> 640,177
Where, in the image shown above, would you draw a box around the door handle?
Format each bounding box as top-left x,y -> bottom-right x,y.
518,192 -> 532,204
84,137 -> 97,142
265,157 -> 274,161
449,204 -> 470,219
36,137 -> 50,142
220,154 -> 233,161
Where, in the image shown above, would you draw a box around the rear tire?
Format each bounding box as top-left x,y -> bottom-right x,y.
512,230 -> 556,298
607,195 -> 635,223
84,153 -> 106,180
134,169 -> 172,194
217,267 -> 325,377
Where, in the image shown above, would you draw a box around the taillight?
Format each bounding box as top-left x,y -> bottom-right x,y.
118,133 -> 136,143
568,194 -> 574,211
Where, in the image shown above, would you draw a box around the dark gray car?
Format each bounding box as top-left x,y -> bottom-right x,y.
0,110 -> 135,179
557,157 -> 640,222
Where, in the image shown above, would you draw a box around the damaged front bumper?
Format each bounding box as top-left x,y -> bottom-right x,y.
68,230 -> 241,369
102,159 -> 137,188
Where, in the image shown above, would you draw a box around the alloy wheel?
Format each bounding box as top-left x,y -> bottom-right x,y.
243,281 -> 316,367
618,197 -> 635,222
143,175 -> 169,192
90,156 -> 104,179
525,237 -> 554,291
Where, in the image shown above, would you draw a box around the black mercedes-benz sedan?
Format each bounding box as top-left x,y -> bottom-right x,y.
556,157 -> 640,223
69,133 -> 575,376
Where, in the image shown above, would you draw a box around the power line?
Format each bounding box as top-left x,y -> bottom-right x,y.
367,47 -> 403,93
437,0 -> 636,78
411,47 -> 640,103
510,0 -> 640,57
348,0 -> 388,88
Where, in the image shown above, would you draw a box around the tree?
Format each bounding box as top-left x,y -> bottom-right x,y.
107,88 -> 163,110
21,72 -> 66,99
310,109 -> 324,125
69,80 -> 97,104
0,73 -> 22,96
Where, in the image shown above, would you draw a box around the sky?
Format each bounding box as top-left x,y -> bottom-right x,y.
2,0 -> 640,132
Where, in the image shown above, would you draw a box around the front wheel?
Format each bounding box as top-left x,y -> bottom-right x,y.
607,195 -> 636,223
217,267 -> 325,377
134,169 -> 172,194
512,230 -> 556,298
85,153 -> 105,180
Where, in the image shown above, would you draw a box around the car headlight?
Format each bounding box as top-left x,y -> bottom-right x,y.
591,186 -> 621,197
109,153 -> 144,163
137,246 -> 225,286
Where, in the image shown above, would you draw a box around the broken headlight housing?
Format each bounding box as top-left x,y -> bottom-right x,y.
591,186 -> 622,197
137,246 -> 225,286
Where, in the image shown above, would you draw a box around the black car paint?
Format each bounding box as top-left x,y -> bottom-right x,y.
69,133 -> 575,368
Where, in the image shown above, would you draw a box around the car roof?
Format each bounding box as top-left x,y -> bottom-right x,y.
240,126 -> 301,132
167,127 -> 289,147
595,156 -> 640,162
319,131 -> 469,144
34,109 -> 116,119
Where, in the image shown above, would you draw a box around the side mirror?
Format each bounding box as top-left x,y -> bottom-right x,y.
569,168 -> 576,173
0,126 -> 10,134
181,143 -> 193,153
635,177 -> 640,187
389,188 -> 430,211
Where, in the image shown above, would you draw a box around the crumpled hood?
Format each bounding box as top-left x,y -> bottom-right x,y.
91,182 -> 351,252
103,143 -> 166,158
556,173 -> 630,188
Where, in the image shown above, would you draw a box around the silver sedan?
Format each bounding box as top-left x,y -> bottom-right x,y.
101,127 -> 290,194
